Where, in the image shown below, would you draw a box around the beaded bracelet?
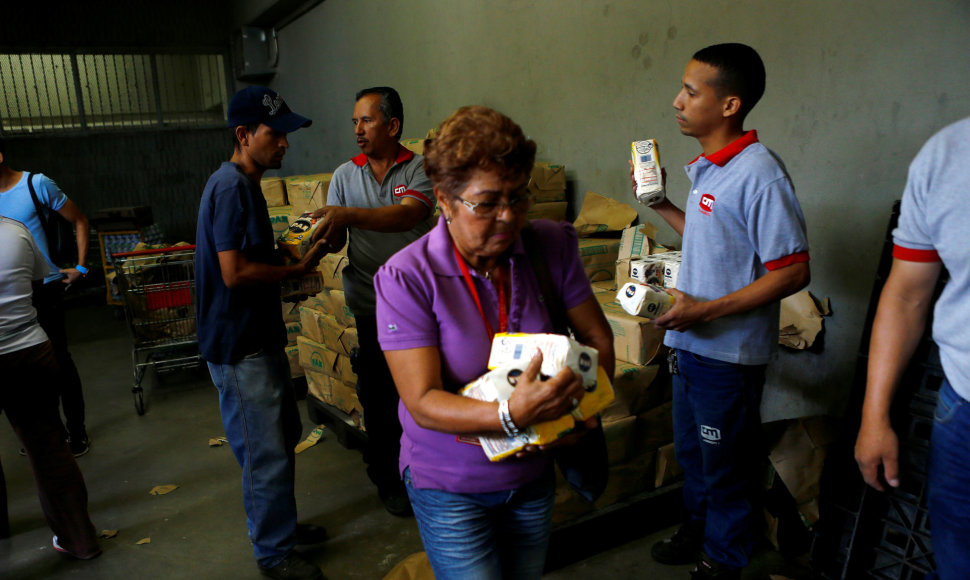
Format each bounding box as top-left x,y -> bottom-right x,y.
498,399 -> 520,437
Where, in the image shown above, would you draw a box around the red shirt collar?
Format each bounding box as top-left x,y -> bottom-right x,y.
689,130 -> 759,167
351,143 -> 415,167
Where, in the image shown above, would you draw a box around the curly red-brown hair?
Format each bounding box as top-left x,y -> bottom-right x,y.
423,106 -> 536,197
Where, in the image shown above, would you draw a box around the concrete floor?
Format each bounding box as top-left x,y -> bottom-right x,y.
0,299 -> 813,579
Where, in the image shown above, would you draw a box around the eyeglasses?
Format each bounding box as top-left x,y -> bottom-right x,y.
458,194 -> 535,217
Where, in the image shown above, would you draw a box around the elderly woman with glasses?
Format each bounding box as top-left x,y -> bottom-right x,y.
373,105 -> 614,580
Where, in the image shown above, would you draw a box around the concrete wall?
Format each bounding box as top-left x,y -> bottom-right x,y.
238,0 -> 970,420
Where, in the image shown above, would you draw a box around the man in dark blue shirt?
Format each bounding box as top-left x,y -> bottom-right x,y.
195,86 -> 327,580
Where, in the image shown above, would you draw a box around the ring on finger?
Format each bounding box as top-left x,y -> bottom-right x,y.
570,397 -> 580,410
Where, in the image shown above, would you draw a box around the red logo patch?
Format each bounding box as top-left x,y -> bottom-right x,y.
699,193 -> 716,215
393,185 -> 407,197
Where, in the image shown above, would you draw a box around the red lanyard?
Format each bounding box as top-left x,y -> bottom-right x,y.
453,243 -> 507,340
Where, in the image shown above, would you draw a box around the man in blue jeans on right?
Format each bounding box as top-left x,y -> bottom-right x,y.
634,43 -> 810,579
855,116 -> 970,580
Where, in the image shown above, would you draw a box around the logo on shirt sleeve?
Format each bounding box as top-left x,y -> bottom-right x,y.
393,185 -> 407,197
699,193 -> 716,216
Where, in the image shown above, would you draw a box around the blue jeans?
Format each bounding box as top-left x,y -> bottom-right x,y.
672,349 -> 765,570
207,349 -> 302,567
927,379 -> 970,580
404,467 -> 555,580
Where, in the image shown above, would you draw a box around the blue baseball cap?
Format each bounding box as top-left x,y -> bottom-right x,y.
227,86 -> 311,133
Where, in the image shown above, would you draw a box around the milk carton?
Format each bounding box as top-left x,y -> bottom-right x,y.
460,366 -> 576,462
487,333 -> 614,421
617,283 -> 676,319
488,333 -> 598,389
632,139 -> 665,206
664,260 -> 681,289
630,257 -> 665,286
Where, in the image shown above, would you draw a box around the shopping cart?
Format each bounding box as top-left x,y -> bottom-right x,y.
112,245 -> 201,415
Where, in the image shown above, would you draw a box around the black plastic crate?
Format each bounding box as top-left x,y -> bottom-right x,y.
812,201 -> 948,579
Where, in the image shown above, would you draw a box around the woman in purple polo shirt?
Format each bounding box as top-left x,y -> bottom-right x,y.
374,106 -> 614,579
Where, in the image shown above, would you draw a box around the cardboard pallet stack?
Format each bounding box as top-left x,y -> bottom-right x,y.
262,176 -> 364,429
554,200 -> 682,522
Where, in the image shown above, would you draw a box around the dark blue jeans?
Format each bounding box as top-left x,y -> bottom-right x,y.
672,349 -> 765,570
927,379 -> 970,580
207,349 -> 302,567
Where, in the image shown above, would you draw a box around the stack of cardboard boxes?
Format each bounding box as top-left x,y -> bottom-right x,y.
261,175 -> 364,430
554,216 -> 682,522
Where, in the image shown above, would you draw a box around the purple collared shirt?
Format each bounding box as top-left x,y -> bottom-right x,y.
375,217 -> 592,493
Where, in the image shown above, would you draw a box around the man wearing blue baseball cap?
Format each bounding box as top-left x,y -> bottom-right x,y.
196,86 -> 328,580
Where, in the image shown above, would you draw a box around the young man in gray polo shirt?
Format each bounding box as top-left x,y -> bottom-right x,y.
634,44 -> 810,579
310,86 -> 434,517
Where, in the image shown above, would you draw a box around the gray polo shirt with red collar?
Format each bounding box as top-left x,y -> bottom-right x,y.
664,131 -> 810,365
328,144 -> 435,315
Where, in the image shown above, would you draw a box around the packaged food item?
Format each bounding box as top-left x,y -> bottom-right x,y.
631,139 -> 665,206
630,257 -> 665,286
664,260 -> 681,289
460,366 -> 576,462
617,283 -> 676,319
281,272 -> 323,299
278,212 -> 321,261
487,332 -> 614,421
488,333 -> 599,389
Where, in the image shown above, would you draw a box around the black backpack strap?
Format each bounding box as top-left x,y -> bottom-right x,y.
25,172 -> 50,231
521,224 -> 569,335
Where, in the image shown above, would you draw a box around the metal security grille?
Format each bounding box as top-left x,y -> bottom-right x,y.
0,52 -> 227,134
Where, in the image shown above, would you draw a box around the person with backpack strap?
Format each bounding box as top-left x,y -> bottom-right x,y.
0,136 -> 92,458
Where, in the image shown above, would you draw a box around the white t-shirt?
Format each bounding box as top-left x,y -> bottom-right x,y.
0,216 -> 50,354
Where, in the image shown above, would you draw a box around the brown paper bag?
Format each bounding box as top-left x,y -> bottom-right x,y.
573,191 -> 638,236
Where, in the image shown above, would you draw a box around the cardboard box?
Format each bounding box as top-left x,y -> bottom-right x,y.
602,414 -> 639,465
285,173 -> 332,215
594,290 -> 665,365
297,290 -> 355,328
282,301 -> 301,323
635,401 -> 674,452
615,258 -> 636,288
285,320 -> 302,346
591,279 -> 617,293
318,254 -> 348,291
299,306 -> 358,356
577,237 -> 621,282
260,177 -> 288,207
280,271 -> 323,299
601,361 -> 665,423
655,442 -> 683,489
268,205 -> 294,240
594,452 -> 656,509
527,201 -> 568,222
305,368 -> 332,401
528,162 -> 567,202
321,288 -> 355,328
297,336 -> 356,384
331,381 -> 364,415
400,137 -> 425,155
285,344 -> 303,379
573,192 -> 638,236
